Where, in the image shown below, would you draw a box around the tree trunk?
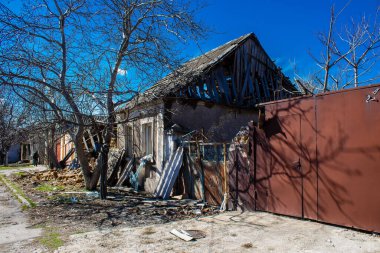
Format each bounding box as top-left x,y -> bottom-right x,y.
354,66 -> 358,87
323,65 -> 330,92
73,133 -> 95,190
95,125 -> 113,197
5,150 -> 8,166
99,144 -> 109,199
47,127 -> 59,169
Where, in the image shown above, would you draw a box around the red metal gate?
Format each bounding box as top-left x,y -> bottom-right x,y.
234,85 -> 380,233
264,115 -> 303,218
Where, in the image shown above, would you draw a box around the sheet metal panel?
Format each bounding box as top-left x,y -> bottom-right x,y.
256,85 -> 380,232
260,112 -> 303,217
298,98 -> 318,220
259,97 -> 318,219
254,127 -> 270,211
316,86 -> 380,232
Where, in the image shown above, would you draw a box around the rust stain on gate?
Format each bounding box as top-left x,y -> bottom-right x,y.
231,84 -> 380,233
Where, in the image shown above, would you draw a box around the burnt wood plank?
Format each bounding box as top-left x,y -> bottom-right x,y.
216,67 -> 231,105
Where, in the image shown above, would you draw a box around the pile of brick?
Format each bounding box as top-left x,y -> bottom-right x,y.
32,169 -> 84,187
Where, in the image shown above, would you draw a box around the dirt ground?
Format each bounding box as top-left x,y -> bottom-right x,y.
0,184 -> 42,252
1,166 -> 380,253
11,169 -> 218,233
56,211 -> 380,253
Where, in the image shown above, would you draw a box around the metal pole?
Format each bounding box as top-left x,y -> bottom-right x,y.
253,127 -> 257,211
196,140 -> 205,203
223,143 -> 228,208
235,145 -> 239,211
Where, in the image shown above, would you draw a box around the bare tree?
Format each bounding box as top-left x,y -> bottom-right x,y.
309,3 -> 352,92
303,1 -> 380,93
333,14 -> 380,88
0,0 -> 205,190
0,89 -> 30,165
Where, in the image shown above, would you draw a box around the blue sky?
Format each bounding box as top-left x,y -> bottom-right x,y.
3,0 -> 380,84
190,0 -> 380,79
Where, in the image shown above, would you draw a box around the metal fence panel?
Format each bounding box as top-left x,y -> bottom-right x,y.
250,85 -> 380,232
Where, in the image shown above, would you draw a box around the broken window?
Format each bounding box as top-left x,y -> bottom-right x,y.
142,123 -> 153,156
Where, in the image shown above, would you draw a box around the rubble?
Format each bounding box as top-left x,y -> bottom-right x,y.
30,169 -> 84,188
12,171 -> 219,232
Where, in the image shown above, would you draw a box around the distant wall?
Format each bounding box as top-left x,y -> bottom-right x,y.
7,144 -> 20,163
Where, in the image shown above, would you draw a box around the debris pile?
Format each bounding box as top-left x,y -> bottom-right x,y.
14,170 -> 219,230
233,126 -> 249,144
31,169 -> 84,188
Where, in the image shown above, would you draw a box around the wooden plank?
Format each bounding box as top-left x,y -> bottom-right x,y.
203,161 -> 223,205
254,77 -> 261,101
249,50 -> 257,100
267,70 -> 275,95
205,78 -> 215,100
223,144 -> 228,204
116,158 -> 134,187
209,73 -> 221,103
262,71 -> 271,99
107,149 -> 126,186
234,49 -> 241,95
82,136 -> 89,152
189,84 -> 199,99
187,86 -> 193,97
248,77 -> 256,105
227,65 -> 237,100
239,60 -> 251,103
170,229 -> 194,241
197,84 -> 206,100
215,67 -> 231,105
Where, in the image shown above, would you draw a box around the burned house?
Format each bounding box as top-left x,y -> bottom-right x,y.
116,33 -> 298,194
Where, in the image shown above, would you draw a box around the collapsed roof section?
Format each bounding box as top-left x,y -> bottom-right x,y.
131,33 -> 298,108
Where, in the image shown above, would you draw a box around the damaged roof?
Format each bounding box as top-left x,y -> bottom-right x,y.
127,33 -> 296,107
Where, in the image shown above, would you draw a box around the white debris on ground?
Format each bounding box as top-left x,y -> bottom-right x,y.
56,211 -> 380,253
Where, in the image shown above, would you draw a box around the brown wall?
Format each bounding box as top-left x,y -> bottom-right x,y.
167,99 -> 258,142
